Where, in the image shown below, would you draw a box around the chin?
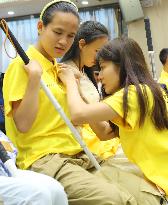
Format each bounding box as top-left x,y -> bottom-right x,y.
86,62 -> 95,67
54,50 -> 67,58
104,88 -> 110,95
105,88 -> 116,95
55,53 -> 64,58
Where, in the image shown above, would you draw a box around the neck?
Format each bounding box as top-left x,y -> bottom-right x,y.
163,65 -> 168,73
73,57 -> 84,71
35,42 -> 54,62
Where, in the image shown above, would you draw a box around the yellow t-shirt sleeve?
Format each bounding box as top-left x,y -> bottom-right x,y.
103,86 -> 140,129
158,70 -> 168,90
3,58 -> 28,116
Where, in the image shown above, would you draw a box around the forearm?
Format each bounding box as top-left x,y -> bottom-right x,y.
90,121 -> 116,141
59,68 -> 121,126
13,77 -> 41,133
66,80 -> 88,124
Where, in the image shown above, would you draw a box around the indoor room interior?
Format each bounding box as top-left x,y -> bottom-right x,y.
0,1 -> 168,205
0,0 -> 167,77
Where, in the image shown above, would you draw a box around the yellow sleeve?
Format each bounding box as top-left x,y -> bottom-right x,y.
158,70 -> 168,90
103,86 -> 140,129
3,58 -> 28,117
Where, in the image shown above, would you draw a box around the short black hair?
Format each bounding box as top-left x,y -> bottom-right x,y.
42,2 -> 79,26
159,48 -> 168,65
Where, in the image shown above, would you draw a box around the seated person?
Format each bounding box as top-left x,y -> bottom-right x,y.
3,1 -> 140,204
158,48 -> 168,91
0,130 -> 68,205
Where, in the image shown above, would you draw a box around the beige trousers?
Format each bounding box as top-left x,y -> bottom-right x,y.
96,162 -> 162,205
30,152 -> 162,205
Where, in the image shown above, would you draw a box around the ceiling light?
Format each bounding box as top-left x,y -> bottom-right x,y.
8,11 -> 15,15
82,0 -> 88,4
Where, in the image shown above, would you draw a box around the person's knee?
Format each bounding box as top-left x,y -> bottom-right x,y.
25,185 -> 67,205
0,189 -> 52,205
104,183 -> 137,205
19,170 -> 68,204
54,186 -> 68,205
18,181 -> 53,204
41,177 -> 68,204
138,190 -> 161,205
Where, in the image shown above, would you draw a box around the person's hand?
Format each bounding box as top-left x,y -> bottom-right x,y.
24,60 -> 43,79
58,63 -> 82,79
57,63 -> 79,85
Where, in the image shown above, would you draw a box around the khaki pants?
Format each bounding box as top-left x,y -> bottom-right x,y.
30,152 -> 162,205
95,163 -> 162,205
30,153 -> 136,205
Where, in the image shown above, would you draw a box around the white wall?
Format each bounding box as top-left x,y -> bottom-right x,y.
127,0 -> 168,78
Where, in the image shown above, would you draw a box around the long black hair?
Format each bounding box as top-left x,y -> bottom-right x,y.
97,37 -> 168,130
61,20 -> 109,63
61,20 -> 109,89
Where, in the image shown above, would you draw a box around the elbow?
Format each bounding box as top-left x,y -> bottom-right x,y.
71,111 -> 86,125
97,130 -> 116,141
96,132 -> 112,141
16,124 -> 30,133
14,120 -> 31,133
13,111 -> 34,133
103,131 -> 116,141
18,127 -> 30,133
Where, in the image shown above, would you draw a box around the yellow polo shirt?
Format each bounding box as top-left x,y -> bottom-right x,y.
81,124 -> 119,160
158,69 -> 168,90
63,60 -> 120,159
104,85 -> 168,195
3,45 -> 82,169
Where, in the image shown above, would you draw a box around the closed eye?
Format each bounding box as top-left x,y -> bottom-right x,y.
68,34 -> 75,38
53,31 -> 62,35
95,49 -> 99,53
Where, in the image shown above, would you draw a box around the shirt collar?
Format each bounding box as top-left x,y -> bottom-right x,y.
27,45 -> 57,71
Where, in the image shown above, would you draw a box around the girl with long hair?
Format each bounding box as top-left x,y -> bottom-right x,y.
58,37 -> 168,204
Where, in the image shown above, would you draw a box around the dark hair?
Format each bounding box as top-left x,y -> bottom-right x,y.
84,66 -> 98,89
61,21 -> 109,62
96,37 -> 168,130
42,2 -> 79,26
159,48 -> 168,65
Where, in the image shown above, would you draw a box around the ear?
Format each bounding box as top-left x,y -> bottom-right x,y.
79,39 -> 86,50
37,20 -> 44,35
